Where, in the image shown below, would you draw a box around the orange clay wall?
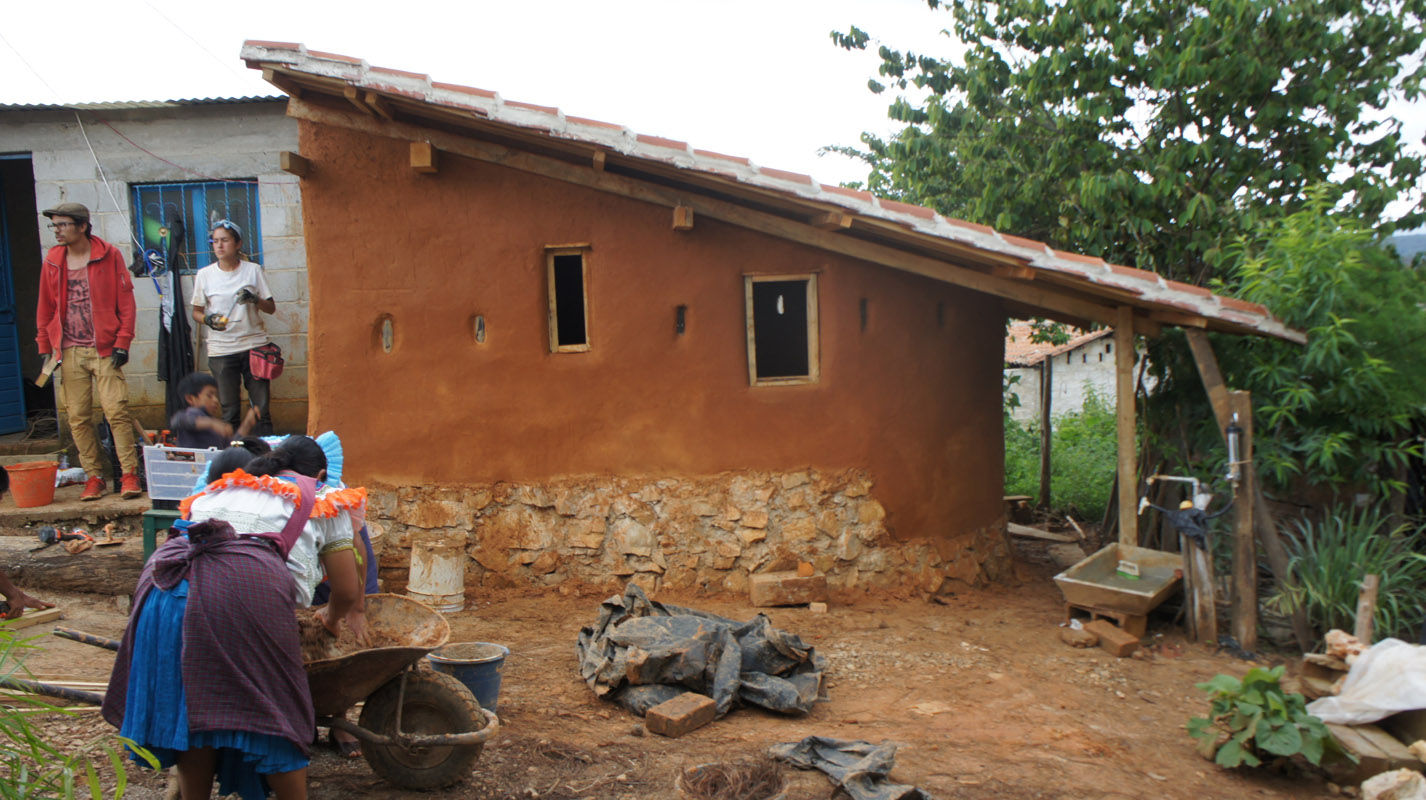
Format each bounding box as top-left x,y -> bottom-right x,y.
298,122 -> 1005,543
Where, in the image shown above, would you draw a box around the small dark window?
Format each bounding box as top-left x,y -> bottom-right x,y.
746,275 -> 818,384
1105,342 -> 1112,354
546,249 -> 590,352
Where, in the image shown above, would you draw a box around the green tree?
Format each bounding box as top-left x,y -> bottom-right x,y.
832,0 -> 1426,284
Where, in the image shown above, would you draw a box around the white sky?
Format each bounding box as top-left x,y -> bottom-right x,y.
1,0 -> 1421,220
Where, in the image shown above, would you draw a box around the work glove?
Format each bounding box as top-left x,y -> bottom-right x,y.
235,287 -> 259,305
110,348 -> 128,369
204,313 -> 227,331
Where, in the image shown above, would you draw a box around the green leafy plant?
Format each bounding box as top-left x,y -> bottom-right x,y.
0,622 -> 154,799
1267,505 -> 1426,641
1004,393 -> 1119,521
1187,665 -> 1344,769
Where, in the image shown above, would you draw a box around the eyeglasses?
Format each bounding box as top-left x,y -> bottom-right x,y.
46,222 -> 78,230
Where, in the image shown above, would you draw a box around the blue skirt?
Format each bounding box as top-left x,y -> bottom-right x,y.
121,579 -> 308,800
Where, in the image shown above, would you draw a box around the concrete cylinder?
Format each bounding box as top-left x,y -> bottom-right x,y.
405,530 -> 466,613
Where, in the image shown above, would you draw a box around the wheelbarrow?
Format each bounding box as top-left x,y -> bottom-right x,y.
13,593 -> 497,791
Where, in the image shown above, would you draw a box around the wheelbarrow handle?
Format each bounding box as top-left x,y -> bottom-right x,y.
53,627 -> 120,651
324,708 -> 500,749
1,676 -> 104,706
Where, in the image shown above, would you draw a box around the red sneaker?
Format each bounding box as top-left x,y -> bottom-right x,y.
80,476 -> 105,501
120,473 -> 144,500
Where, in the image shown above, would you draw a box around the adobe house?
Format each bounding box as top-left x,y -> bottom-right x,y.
240,42 -> 1301,597
1004,321 -> 1159,428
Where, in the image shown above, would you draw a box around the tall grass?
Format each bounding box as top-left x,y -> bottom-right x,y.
1269,505 -> 1426,642
0,623 -> 152,799
1005,393 -> 1119,521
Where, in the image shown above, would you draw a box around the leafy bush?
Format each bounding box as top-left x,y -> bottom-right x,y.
1004,393 -> 1119,521
1268,505 -> 1426,641
0,623 -> 152,799
1187,665 -> 1343,769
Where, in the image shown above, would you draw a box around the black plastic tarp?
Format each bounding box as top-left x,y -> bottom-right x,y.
575,584 -> 824,717
770,736 -> 935,800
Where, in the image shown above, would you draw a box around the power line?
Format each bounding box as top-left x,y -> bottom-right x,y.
0,29 -> 64,102
143,2 -> 252,86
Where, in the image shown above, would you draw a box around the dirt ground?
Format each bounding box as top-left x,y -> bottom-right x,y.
8,543 -> 1346,800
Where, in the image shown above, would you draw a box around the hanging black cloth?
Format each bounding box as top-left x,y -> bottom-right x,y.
156,215 -> 195,421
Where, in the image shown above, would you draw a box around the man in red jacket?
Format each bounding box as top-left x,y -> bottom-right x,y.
36,203 -> 143,500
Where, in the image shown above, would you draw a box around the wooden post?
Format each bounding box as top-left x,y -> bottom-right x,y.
1115,306 -> 1137,546
1181,534 -> 1218,643
1227,390 -> 1257,651
1039,357 -> 1052,508
1355,574 -> 1381,643
1184,329 -> 1315,652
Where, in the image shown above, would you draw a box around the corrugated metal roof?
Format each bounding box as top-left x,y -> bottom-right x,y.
0,96 -> 285,112
238,40 -> 1304,344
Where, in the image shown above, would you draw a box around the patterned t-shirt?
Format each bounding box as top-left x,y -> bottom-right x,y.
61,269 -> 95,348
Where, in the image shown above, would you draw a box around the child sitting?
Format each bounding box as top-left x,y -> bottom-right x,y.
170,372 -> 260,450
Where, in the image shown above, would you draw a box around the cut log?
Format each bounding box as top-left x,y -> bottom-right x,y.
0,538 -> 143,596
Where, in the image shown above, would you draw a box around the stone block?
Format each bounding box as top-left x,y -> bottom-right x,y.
783,516 -> 818,542
738,527 -> 766,546
808,601 -> 828,613
741,510 -> 769,529
1084,619 -> 1139,657
780,471 -> 810,489
796,561 -> 815,577
397,498 -> 471,530
749,571 -> 828,607
1059,627 -> 1099,648
857,500 -> 887,524
844,477 -> 871,498
531,551 -> 559,575
610,518 -> 654,556
690,501 -> 718,517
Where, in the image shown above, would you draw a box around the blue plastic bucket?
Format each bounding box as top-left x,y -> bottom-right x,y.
427,642 -> 508,713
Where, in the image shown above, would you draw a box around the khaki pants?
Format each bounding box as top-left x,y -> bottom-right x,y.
59,346 -> 138,476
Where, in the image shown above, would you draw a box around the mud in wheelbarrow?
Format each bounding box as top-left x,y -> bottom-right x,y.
304,593 -> 499,790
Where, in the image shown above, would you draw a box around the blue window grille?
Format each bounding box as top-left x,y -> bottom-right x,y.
130,180 -> 262,274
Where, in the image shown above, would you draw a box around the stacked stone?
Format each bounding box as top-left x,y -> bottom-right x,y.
366,469 -> 1010,598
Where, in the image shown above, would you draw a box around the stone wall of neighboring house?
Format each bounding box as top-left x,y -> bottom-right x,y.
0,100 -> 309,432
367,469 -> 1013,598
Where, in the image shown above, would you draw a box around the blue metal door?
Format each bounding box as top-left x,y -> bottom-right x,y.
0,171 -> 30,434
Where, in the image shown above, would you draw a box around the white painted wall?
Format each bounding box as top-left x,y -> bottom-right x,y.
1008,337 -> 1154,427
0,100 -> 308,430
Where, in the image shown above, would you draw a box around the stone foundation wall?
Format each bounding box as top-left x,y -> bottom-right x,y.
367,468 -> 1012,597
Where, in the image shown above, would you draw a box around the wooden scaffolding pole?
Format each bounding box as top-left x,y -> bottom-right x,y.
1115,307 -> 1138,547
1184,329 -> 1314,651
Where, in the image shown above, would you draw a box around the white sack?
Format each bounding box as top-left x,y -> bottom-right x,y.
1307,638 -> 1426,725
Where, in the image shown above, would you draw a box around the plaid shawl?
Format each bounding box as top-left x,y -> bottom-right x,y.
103,519 -> 314,752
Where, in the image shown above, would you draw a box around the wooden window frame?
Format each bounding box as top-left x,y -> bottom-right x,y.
744,272 -> 820,386
545,245 -> 591,353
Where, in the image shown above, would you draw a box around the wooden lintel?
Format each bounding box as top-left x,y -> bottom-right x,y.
284,98 -> 1125,326
410,141 -> 438,174
279,151 -> 310,177
672,205 -> 694,231
591,150 -> 606,171
261,67 -> 304,99
1134,317 -> 1163,338
991,264 -> 1035,280
1114,306 -> 1137,547
811,211 -> 853,231
343,86 -> 371,115
1150,309 -> 1209,329
363,91 -> 395,121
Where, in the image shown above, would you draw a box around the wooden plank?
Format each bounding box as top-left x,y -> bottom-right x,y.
284,98 -> 1135,330
1184,329 -> 1314,652
1039,358 -> 1052,508
1228,390 -> 1257,651
261,67 -> 304,99
1,607 -> 62,630
1149,310 -> 1208,329
1356,573 -> 1381,642
1182,534 -> 1217,643
1007,523 -> 1077,543
1381,709 -> 1426,746
410,141 -> 439,174
672,205 -> 694,231
279,151 -> 309,177
1115,306 -> 1137,547
810,211 -> 852,231
991,264 -> 1035,280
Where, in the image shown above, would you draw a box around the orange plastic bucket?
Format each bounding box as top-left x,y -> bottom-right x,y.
4,461 -> 58,508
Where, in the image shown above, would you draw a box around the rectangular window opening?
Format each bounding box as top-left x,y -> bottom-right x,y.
745,274 -> 819,385
130,180 -> 262,274
547,250 -> 590,352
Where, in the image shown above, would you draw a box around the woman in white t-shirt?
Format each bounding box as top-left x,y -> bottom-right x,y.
192,220 -> 277,434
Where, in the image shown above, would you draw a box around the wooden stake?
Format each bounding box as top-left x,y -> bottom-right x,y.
1355,573 -> 1380,643
1039,356 -> 1052,508
1228,390 -> 1257,651
1182,536 -> 1217,643
1184,329 -> 1314,651
1115,306 -> 1137,546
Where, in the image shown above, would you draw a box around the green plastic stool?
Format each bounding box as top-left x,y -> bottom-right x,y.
141,508 -> 182,558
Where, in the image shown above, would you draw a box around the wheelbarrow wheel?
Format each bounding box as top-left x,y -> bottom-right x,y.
358,669 -> 487,789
